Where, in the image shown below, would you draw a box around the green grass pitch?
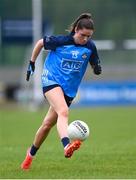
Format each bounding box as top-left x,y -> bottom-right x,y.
0,106 -> 136,179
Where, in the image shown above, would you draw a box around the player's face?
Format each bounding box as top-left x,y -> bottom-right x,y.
74,28 -> 94,45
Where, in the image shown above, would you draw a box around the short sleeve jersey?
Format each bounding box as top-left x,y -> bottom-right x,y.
41,33 -> 100,98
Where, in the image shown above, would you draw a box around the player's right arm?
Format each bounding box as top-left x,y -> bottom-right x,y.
43,34 -> 74,50
26,39 -> 44,81
31,39 -> 44,62
26,34 -> 74,81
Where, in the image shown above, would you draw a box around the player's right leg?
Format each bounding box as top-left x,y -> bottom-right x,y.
21,106 -> 58,170
33,106 -> 58,148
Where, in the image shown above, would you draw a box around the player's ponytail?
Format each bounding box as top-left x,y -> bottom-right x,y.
69,13 -> 94,33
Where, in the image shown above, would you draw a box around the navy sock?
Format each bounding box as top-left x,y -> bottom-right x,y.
30,144 -> 39,156
61,137 -> 70,148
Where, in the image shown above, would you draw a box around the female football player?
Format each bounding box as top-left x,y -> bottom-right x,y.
21,13 -> 102,170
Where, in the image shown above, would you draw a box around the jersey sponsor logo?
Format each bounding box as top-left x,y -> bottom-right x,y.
61,59 -> 83,72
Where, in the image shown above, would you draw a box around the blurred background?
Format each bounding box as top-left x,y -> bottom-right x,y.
0,0 -> 136,108
0,1 -> 136,178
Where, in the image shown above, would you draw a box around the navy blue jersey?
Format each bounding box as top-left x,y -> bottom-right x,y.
41,34 -> 100,98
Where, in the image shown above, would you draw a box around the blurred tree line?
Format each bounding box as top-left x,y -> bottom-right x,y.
0,0 -> 136,40
0,0 -> 136,67
0,0 -> 136,88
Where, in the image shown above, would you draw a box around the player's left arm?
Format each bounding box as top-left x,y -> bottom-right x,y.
89,41 -> 102,75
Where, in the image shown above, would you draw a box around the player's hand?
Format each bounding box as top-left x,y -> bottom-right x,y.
26,61 -> 35,81
93,64 -> 102,75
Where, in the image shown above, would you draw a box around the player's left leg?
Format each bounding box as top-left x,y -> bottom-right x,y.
64,140 -> 81,158
45,87 -> 81,158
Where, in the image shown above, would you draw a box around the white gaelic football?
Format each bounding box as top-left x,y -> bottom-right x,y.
68,120 -> 90,141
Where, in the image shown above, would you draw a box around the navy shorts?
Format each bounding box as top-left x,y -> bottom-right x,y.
43,84 -> 74,107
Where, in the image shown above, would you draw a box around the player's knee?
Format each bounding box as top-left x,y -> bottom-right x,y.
58,107 -> 69,118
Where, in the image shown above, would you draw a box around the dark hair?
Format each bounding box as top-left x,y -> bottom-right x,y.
70,13 -> 94,33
